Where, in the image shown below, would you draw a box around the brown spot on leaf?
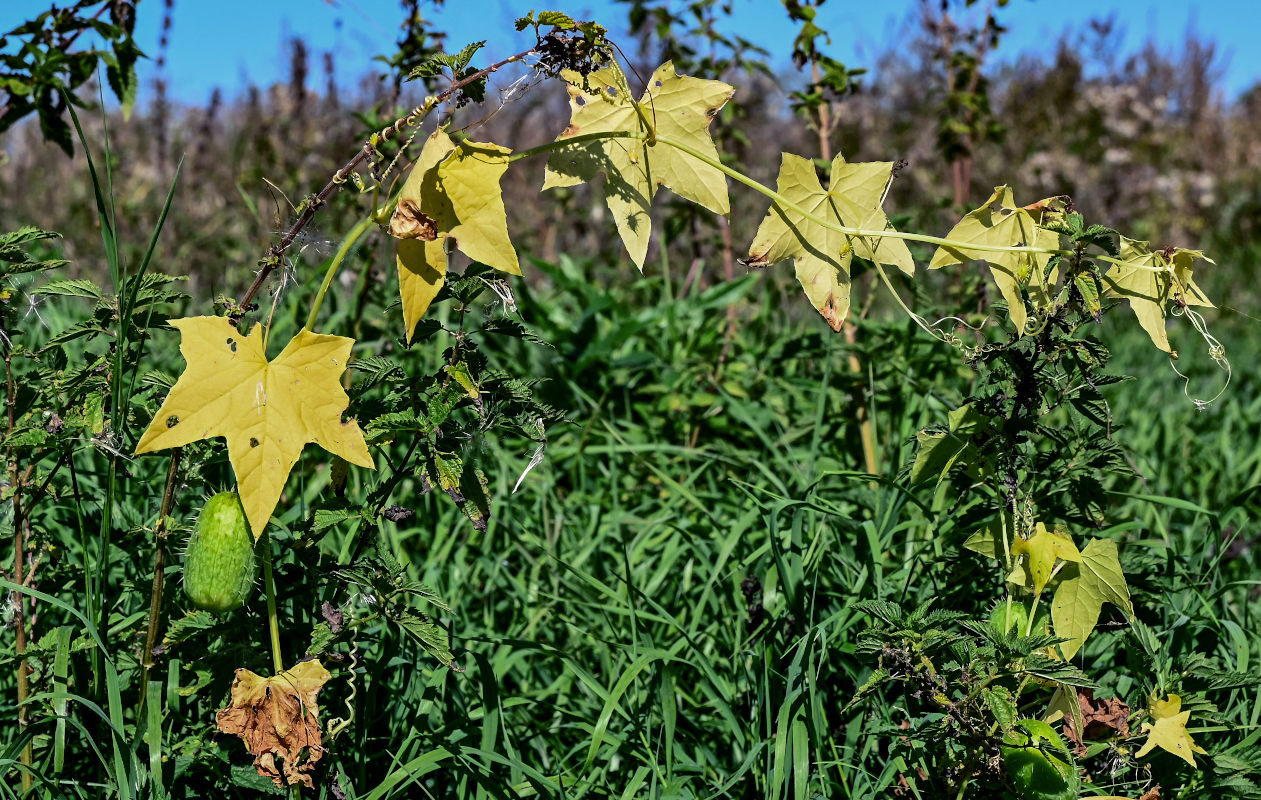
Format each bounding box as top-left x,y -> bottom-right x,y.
744,249 -> 772,269
216,660 -> 332,788
820,297 -> 845,332
389,199 -> 438,241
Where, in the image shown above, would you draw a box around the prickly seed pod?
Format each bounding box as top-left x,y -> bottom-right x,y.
183,492 -> 258,612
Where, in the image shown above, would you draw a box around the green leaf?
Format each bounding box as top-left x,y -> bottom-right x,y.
1050,538 -> 1133,660
910,403 -> 984,486
393,608 -> 456,668
33,278 -> 103,299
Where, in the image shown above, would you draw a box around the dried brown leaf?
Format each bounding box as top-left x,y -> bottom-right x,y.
216,659 -> 332,788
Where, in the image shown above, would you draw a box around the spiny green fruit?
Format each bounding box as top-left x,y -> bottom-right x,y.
990,600 -> 1029,635
183,492 -> 257,612
1001,719 -> 1080,800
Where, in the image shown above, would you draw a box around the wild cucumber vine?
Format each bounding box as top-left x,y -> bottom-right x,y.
123,14 -> 1236,792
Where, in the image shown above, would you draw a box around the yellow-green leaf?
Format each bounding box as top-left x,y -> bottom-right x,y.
1136,693 -> 1208,767
746,153 -> 913,331
1101,237 -> 1214,356
828,156 -> 915,277
929,186 -> 1061,333
746,152 -> 852,330
1050,538 -> 1133,660
135,317 -> 374,537
543,61 -> 733,269
391,130 -> 520,341
1011,522 -> 1081,595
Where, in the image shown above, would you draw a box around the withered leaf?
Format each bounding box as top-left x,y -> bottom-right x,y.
216,659 -> 332,788
1062,688 -> 1131,756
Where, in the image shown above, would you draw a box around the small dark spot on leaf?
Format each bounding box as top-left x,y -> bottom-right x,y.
226,337 -> 237,352
575,95 -> 586,106
654,80 -> 662,88
249,437 -> 260,447
165,416 -> 179,428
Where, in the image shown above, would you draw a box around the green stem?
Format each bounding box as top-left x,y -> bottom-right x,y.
507,129 -> 649,163
655,133 -> 1055,256
509,129 -> 1175,274
262,532 -> 284,675
305,215 -> 379,332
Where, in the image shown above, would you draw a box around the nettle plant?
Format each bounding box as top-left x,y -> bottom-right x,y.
42,13 -> 1233,795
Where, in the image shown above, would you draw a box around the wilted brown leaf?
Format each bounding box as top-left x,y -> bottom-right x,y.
216,659 -> 332,788
1063,688 -> 1131,756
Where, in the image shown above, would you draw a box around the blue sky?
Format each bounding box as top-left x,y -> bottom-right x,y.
5,0 -> 1259,106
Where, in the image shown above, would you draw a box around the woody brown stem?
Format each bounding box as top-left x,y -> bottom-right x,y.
141,449 -> 182,688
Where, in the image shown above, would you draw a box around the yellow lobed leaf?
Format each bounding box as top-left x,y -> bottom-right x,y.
747,153 -> 851,330
1050,538 -> 1133,660
1101,237 -> 1214,356
391,130 -> 520,341
1135,693 -> 1208,767
746,153 -> 914,330
543,61 -> 734,269
134,317 -> 373,537
216,659 -> 332,787
1011,522 -> 1081,596
929,186 -> 1061,333
828,155 -> 915,277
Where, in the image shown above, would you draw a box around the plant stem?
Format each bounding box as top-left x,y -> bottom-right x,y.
261,538 -> 297,800
654,133 -> 1056,257
141,449 -> 182,690
262,532 -> 285,675
5,346 -> 33,793
305,215 -> 378,331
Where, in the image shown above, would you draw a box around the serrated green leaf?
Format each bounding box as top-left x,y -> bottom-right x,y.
394,608 -> 456,668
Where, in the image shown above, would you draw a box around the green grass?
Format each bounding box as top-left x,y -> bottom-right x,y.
3,141 -> 1260,798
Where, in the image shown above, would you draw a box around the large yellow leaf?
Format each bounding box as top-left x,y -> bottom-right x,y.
1136,693 -> 1208,767
929,186 -> 1062,333
391,129 -> 520,341
135,317 -> 373,537
543,61 -> 733,269
746,153 -> 913,331
1101,237 -> 1214,356
1050,538 -> 1133,660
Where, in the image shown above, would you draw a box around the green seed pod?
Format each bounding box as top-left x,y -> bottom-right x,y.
183,492 -> 257,612
989,600 -> 1029,635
